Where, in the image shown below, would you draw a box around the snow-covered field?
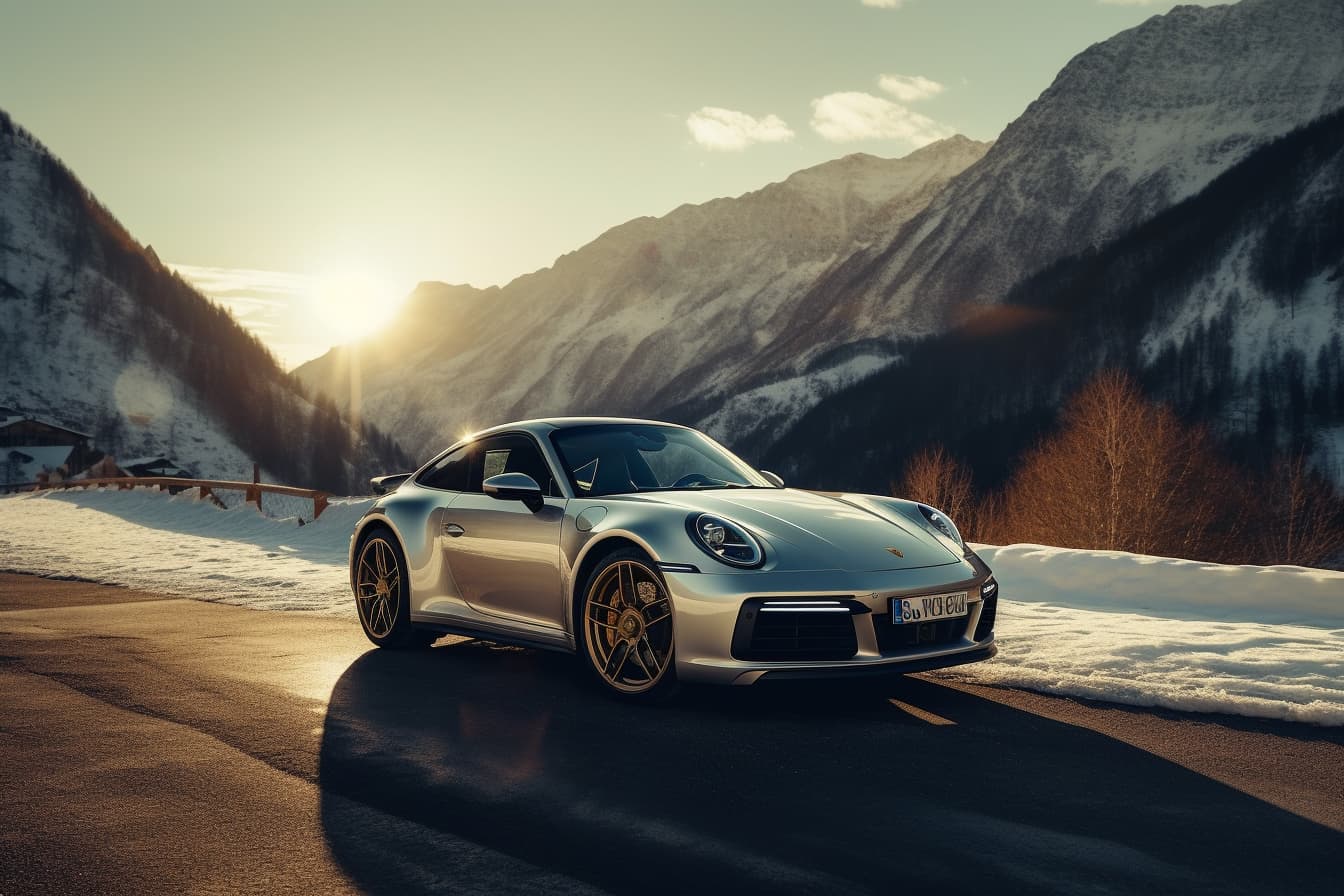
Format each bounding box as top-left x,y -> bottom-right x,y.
958,545 -> 1344,726
0,488 -> 367,613
2,488 -> 1342,725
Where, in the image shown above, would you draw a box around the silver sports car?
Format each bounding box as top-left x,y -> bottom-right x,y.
349,418 -> 998,699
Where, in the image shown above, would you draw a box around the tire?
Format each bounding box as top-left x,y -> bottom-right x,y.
575,547 -> 678,701
352,529 -> 438,649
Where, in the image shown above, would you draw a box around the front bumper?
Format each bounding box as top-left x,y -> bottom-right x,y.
663,555 -> 998,686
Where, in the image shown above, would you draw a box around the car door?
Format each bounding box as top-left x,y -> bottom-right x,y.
408,442 -> 476,616
440,433 -> 568,629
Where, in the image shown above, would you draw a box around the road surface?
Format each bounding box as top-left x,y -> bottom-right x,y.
1,572 -> 1341,894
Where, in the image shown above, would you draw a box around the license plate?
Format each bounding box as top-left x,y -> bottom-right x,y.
891,591 -> 968,624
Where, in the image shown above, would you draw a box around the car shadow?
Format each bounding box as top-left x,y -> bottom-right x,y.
318,641 -> 1342,895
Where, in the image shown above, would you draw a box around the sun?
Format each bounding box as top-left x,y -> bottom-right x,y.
310,269 -> 406,345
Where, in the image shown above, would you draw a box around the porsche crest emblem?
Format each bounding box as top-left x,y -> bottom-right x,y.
886,548 -> 904,558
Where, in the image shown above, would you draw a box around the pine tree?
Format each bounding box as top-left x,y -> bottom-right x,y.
35,273 -> 53,315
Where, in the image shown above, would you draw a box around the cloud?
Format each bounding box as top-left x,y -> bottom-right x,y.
860,0 -> 905,7
171,263 -> 325,369
809,92 -> 953,145
878,73 -> 945,103
686,106 -> 795,151
171,263 -> 313,299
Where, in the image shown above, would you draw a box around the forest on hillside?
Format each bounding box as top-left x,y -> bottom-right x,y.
0,109 -> 410,493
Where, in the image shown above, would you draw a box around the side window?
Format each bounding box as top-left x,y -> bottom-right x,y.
417,444 -> 476,492
482,447 -> 510,482
473,434 -> 561,497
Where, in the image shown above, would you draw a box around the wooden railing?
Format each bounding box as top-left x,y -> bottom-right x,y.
28,476 -> 330,519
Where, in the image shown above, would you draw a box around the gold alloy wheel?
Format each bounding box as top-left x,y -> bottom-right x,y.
355,537 -> 400,639
583,560 -> 674,694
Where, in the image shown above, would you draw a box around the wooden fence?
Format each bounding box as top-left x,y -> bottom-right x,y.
20,476 -> 330,520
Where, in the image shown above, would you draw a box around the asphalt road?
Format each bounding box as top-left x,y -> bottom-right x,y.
1,573 -> 1341,895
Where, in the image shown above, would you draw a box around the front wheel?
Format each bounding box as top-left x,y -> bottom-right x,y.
577,549 -> 678,701
353,530 -> 438,649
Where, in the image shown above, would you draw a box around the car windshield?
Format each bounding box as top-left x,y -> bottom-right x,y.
549,423 -> 771,497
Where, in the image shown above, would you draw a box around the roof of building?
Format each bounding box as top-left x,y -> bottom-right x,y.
0,413 -> 91,439
122,456 -> 192,475
121,455 -> 175,468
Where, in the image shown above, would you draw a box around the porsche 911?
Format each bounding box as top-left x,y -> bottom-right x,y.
350,418 -> 998,699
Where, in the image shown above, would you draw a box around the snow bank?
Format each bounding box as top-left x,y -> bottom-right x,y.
2,490 -> 1343,724
0,488 -> 368,614
946,601 -> 1344,725
954,543 -> 1344,725
973,543 -> 1344,626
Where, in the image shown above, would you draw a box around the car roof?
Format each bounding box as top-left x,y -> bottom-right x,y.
466,416 -> 691,441
415,417 -> 694,473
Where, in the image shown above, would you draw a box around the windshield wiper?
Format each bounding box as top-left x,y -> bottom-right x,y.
633,483 -> 758,493
686,483 -> 758,490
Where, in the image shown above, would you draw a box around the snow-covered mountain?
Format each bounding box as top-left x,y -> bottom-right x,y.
296,137 -> 988,453
0,111 -> 403,491
755,0 -> 1344,375
768,106 -> 1344,489
301,0 -> 1343,461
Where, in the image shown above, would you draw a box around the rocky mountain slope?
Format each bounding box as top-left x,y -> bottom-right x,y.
766,108 -> 1344,489
296,137 -> 989,452
300,0 -> 1343,472
0,110 -> 405,491
750,0 -> 1344,378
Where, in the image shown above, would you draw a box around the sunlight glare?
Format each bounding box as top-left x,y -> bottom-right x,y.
310,269 -> 405,345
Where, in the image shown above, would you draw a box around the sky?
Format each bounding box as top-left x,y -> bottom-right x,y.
0,0 -> 1220,367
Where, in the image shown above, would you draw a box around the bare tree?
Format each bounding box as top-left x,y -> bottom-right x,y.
1000,371 -> 1243,560
1259,452 -> 1344,566
897,444 -> 998,542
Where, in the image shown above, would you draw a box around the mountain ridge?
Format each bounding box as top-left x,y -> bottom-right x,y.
748,0 -> 1344,378
296,134 -> 991,452
299,0 -> 1344,464
764,106 -> 1344,490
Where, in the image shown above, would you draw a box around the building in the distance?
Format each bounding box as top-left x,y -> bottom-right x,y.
120,455 -> 193,478
0,408 -> 94,488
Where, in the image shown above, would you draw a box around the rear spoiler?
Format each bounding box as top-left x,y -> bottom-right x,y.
370,472 -> 412,495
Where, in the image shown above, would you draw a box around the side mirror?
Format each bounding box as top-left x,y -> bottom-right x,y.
759,470 -> 785,488
483,472 -> 544,512
370,472 -> 411,495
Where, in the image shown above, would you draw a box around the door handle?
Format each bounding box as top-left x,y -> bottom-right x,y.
444,523 -> 465,538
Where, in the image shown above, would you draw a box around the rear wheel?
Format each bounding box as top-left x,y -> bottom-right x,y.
353,530 -> 438,649
577,548 -> 677,701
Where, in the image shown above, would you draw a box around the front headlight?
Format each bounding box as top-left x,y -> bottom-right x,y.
918,504 -> 964,549
688,513 -> 764,568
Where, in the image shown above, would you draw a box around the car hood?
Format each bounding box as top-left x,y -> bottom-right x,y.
617,488 -> 963,573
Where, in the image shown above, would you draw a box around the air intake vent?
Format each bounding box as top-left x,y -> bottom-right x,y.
872,614 -> 969,654
731,598 -> 861,661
